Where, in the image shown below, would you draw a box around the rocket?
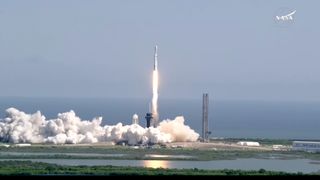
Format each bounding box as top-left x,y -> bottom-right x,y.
154,45 -> 158,70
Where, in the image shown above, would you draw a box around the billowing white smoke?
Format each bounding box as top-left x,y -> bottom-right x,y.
158,117 -> 199,142
0,108 -> 199,145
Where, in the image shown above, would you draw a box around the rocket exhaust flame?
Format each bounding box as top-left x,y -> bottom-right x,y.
152,70 -> 159,126
152,45 -> 159,126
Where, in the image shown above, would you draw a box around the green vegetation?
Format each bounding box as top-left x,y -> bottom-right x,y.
0,161 -> 305,176
1,144 -> 320,161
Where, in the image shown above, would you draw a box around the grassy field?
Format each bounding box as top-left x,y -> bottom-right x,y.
0,141 -> 319,176
0,161 -> 306,176
0,144 -> 320,161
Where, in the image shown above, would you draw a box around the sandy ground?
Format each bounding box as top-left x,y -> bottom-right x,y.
166,141 -> 273,151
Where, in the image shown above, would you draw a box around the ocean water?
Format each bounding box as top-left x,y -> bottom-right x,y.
0,97 -> 319,139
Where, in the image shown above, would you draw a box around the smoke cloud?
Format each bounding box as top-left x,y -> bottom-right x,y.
0,108 -> 199,145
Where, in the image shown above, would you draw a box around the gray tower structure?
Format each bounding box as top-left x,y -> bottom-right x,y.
202,93 -> 210,142
145,113 -> 152,128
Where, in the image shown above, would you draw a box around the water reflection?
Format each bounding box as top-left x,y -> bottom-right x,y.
143,160 -> 169,169
144,154 -> 193,159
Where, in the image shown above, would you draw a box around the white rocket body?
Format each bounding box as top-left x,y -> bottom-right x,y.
154,45 -> 158,70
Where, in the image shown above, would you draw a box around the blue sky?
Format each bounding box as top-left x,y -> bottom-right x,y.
0,0 -> 319,101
